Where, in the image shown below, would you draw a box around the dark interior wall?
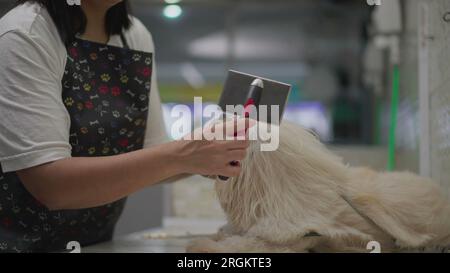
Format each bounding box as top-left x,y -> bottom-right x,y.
131,0 -> 370,86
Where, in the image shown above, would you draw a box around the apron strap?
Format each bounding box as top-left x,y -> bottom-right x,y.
120,32 -> 130,50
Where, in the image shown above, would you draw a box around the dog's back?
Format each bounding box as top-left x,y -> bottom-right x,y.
205,121 -> 450,252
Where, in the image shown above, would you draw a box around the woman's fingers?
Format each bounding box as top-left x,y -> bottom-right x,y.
219,165 -> 242,178
211,117 -> 256,138
221,139 -> 250,150
177,117 -> 257,177
223,117 -> 250,137
226,149 -> 247,161
188,117 -> 257,143
213,149 -> 247,177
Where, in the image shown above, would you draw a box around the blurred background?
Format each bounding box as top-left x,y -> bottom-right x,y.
1,0 -> 449,239
137,0 -> 373,144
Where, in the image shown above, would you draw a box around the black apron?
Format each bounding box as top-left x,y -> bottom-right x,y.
0,34 -> 153,252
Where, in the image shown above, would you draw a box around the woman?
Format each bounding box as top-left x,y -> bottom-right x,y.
0,0 -> 249,252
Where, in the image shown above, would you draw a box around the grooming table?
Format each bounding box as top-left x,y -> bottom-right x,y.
83,218 -> 226,253
83,217 -> 449,253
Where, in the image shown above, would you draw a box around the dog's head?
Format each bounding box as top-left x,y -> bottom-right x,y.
214,121 -> 348,233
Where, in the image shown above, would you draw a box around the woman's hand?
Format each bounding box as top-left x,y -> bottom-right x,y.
16,117 -> 255,210
174,118 -> 255,177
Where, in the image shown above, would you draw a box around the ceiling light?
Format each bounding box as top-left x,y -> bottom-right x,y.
163,4 -> 183,19
164,0 -> 181,3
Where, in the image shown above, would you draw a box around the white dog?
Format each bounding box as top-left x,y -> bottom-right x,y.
187,121 -> 450,253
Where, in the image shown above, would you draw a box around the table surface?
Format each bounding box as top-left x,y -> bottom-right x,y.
82,217 -> 450,253
83,218 -> 226,253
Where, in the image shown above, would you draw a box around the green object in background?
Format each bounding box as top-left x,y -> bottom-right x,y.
159,84 -> 223,103
288,83 -> 301,103
387,65 -> 400,171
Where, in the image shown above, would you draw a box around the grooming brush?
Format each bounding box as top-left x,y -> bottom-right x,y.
218,78 -> 264,181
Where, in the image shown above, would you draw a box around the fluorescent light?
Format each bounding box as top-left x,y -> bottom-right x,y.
164,0 -> 181,3
163,4 -> 183,19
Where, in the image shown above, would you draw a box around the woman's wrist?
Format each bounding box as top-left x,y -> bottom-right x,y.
165,140 -> 191,175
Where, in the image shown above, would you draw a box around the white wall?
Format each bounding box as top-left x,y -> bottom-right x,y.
420,0 -> 450,195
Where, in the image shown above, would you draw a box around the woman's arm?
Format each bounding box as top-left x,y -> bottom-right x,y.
18,136 -> 249,211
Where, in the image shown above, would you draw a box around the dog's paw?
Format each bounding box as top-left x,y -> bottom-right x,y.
186,238 -> 224,253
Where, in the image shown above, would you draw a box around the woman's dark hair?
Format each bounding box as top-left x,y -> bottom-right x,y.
16,0 -> 131,46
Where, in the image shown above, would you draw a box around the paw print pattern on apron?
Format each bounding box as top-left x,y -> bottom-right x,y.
0,36 -> 152,252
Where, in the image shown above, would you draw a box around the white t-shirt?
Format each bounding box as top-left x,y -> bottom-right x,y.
0,3 -> 168,173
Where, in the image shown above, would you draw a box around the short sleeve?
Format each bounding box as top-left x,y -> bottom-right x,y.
0,31 -> 72,172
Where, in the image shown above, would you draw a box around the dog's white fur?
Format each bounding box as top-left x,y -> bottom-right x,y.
187,121 -> 450,253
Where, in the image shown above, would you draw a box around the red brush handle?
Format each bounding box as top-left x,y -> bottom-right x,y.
243,98 -> 255,118
228,98 -> 254,168
218,79 -> 263,181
